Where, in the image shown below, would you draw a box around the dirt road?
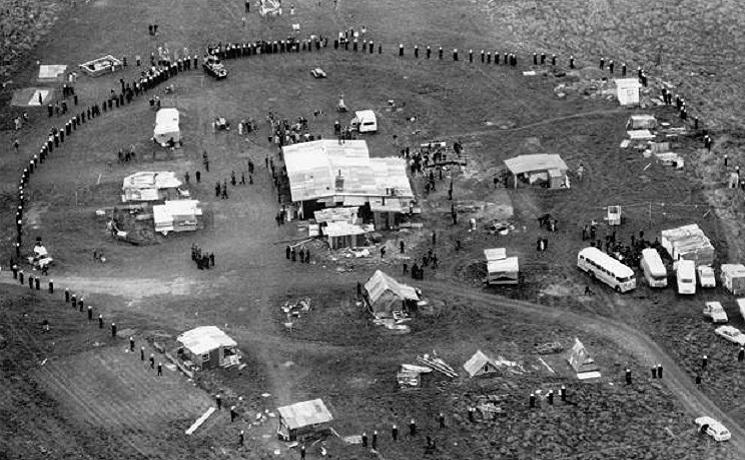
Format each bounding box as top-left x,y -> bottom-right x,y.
417,280 -> 745,455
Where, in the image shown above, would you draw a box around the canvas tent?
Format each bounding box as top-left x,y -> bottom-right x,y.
503,154 -> 569,189
660,224 -> 715,266
484,248 -> 519,285
277,399 -> 333,441
566,338 -> 600,378
121,171 -> 183,202
177,326 -> 240,370
615,78 -> 642,106
721,264 -> 745,295
153,108 -> 181,146
463,350 -> 499,377
363,270 -> 421,317
627,115 -> 657,130
152,200 -> 202,235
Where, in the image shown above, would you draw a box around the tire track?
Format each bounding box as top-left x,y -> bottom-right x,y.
416,280 -> 745,455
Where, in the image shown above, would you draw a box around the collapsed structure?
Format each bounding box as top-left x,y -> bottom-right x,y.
660,224 -> 715,266
282,140 -> 415,230
121,171 -> 186,202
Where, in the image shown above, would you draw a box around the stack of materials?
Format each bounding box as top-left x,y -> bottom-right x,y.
660,224 -> 715,266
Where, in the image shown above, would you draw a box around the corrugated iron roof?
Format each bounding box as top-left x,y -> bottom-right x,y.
283,140 -> 413,202
504,154 -> 568,175
177,326 -> 237,356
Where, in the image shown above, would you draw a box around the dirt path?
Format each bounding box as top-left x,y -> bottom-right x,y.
416,280 -> 745,456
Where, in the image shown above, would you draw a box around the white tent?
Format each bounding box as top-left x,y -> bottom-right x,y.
615,78 -> 642,106
153,108 -> 180,146
463,350 -> 499,377
566,338 -> 600,378
484,248 -> 519,285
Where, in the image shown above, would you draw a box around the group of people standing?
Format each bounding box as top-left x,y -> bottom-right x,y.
191,244 -> 215,270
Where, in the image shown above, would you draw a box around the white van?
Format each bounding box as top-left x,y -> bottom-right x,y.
640,248 -> 667,288
351,110 -> 377,133
675,259 -> 696,295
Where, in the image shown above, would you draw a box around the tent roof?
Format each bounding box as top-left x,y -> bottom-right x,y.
177,326 -> 237,356
122,171 -> 182,190
277,399 -> 333,430
484,248 -> 506,261
364,270 -> 419,304
504,154 -> 568,175
314,206 -> 358,224
463,350 -> 498,377
282,140 -> 413,202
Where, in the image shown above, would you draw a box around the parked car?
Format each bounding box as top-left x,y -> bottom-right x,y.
203,55 -> 228,79
714,325 -> 745,346
310,68 -> 327,78
694,416 -> 731,442
703,301 -> 728,323
697,266 -> 716,288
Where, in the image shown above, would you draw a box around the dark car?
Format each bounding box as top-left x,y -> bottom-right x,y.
203,55 -> 228,79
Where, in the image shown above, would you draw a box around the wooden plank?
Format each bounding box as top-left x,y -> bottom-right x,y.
185,407 -> 216,435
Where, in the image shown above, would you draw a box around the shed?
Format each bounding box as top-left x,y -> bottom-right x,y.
277,399 -> 333,441
363,270 -> 421,318
152,200 -> 202,235
484,248 -> 519,285
660,224 -> 715,266
721,264 -> 745,295
154,108 -> 181,146
503,154 -> 569,189
627,115 -> 657,130
463,350 -> 499,377
322,221 -> 369,249
615,78 -> 642,106
177,326 -> 240,370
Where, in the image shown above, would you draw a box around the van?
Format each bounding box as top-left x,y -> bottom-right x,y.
640,248 -> 667,288
675,259 -> 696,295
351,110 -> 378,133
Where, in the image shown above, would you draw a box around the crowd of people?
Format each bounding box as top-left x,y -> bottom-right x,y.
191,244 -> 215,270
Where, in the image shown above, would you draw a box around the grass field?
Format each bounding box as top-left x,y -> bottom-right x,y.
2,0 -> 745,458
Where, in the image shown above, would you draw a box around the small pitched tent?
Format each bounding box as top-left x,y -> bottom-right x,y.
566,338 -> 600,378
277,399 -> 333,441
615,78 -> 642,106
363,270 -> 420,317
463,350 -> 499,377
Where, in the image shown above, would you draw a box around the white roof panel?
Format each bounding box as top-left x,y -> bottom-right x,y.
177,326 -> 237,356
277,399 -> 333,430
504,154 -> 568,175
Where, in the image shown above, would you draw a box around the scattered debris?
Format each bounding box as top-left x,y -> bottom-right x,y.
534,341 -> 564,354
416,351 -> 458,378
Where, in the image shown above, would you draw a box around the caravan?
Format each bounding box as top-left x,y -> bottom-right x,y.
351,110 -> 378,133
640,248 -> 667,288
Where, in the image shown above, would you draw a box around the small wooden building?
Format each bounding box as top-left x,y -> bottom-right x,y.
276,399 -> 333,441
177,326 -> 240,370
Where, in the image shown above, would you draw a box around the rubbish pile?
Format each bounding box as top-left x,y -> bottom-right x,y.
416,351 -> 458,378
372,310 -> 411,334
281,297 -> 312,327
